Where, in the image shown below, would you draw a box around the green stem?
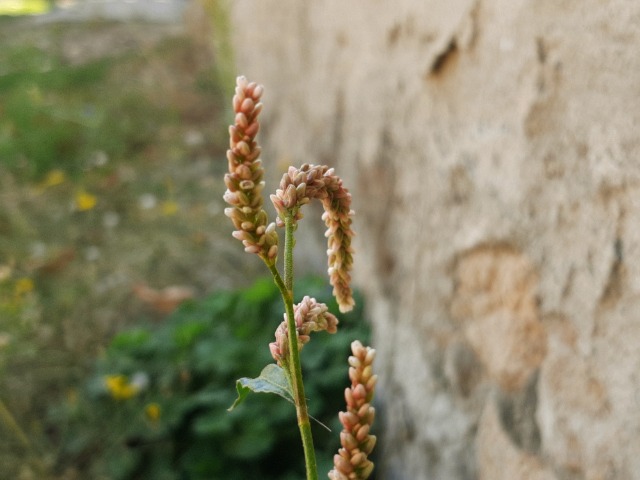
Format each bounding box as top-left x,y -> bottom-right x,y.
267,263 -> 290,305
0,398 -> 31,449
266,216 -> 318,480
284,216 -> 295,293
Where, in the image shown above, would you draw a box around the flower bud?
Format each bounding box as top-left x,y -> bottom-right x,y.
352,384 -> 367,401
244,121 -> 259,137
239,180 -> 255,190
349,366 -> 358,384
355,424 -> 370,442
348,356 -> 361,368
328,471 -> 349,480
240,97 -> 254,114
231,230 -> 250,242
236,141 -> 250,157
364,348 -> 376,365
340,431 -> 358,450
344,387 -> 354,406
339,411 -> 359,429
333,455 -> 353,474
350,451 -> 365,467
357,403 -> 371,419
283,184 -> 298,209
235,112 -> 248,129
358,462 -> 374,478
360,435 -> 377,455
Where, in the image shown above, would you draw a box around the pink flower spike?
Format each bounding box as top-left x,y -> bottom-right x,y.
328,342 -> 377,480
223,77 -> 278,264
271,163 -> 355,311
268,297 -> 339,366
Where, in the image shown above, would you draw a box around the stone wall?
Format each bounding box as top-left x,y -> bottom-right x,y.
230,1 -> 640,478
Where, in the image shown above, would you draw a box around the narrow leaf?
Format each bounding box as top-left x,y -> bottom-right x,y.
228,364 -> 294,411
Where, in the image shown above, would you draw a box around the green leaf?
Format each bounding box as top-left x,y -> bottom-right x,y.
228,364 -> 294,411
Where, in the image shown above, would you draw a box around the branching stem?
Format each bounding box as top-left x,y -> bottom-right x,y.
266,215 -> 318,480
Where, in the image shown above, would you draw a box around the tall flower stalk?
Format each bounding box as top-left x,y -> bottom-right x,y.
224,77 -> 278,264
225,76 -> 375,480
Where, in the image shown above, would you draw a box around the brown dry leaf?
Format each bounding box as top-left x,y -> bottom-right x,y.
132,283 -> 195,314
31,248 -> 76,275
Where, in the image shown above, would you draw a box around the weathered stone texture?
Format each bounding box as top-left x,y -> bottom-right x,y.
230,0 -> 640,478
451,246 -> 547,392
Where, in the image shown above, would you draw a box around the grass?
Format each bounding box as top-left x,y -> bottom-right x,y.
0,0 -> 50,16
0,15 -> 268,478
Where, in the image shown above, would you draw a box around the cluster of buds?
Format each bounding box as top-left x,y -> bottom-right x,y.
270,164 -> 355,313
269,296 -> 339,366
224,76 -> 278,263
328,341 -> 377,480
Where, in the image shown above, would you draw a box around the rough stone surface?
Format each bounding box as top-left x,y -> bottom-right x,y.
230,1 -> 640,478
451,245 -> 547,392
477,400 -> 556,480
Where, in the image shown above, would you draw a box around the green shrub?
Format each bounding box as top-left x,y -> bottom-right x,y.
49,276 -> 370,479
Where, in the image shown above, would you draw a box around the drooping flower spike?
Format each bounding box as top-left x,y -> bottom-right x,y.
224,76 -> 278,264
271,164 -> 356,313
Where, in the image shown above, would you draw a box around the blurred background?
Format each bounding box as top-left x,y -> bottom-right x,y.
0,1 -> 373,478
224,1 -> 640,479
5,1 -> 640,480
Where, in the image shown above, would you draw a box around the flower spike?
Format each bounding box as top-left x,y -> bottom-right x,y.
224,76 -> 278,264
270,164 -> 355,312
270,296 -> 339,366
328,341 -> 377,480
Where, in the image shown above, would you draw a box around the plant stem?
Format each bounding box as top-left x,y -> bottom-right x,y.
267,263 -> 290,305
0,398 -> 31,449
267,215 -> 318,480
284,216 -> 295,293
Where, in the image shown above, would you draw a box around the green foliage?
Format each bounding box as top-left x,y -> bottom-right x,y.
229,363 -> 294,411
49,276 -> 369,479
0,40 -> 169,180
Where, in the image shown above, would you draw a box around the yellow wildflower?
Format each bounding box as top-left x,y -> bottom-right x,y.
104,374 -> 139,400
42,169 -> 66,187
161,200 -> 179,216
76,191 -> 98,211
14,277 -> 34,297
144,403 -> 161,422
